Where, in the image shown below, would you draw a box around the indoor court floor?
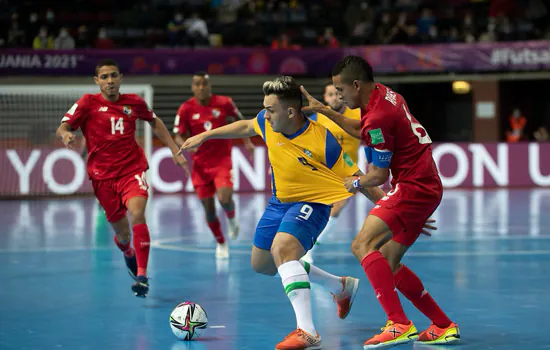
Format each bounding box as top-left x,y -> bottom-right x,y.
1,189 -> 549,350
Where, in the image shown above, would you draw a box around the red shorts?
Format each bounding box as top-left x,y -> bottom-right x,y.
92,171 -> 149,223
370,176 -> 443,247
191,160 -> 233,199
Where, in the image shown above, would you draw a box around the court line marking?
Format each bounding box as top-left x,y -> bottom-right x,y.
3,234 -> 550,254
150,240 -> 550,258
208,325 -> 226,329
151,234 -> 550,245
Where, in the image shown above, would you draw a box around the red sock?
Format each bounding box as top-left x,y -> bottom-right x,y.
361,251 -> 409,324
132,224 -> 150,277
114,235 -> 134,257
225,209 -> 235,219
207,218 -> 225,244
394,265 -> 451,328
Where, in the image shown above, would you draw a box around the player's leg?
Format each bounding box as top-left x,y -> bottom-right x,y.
216,186 -> 239,239
351,214 -> 418,349
303,198 -> 348,263
214,166 -> 238,239
119,172 -> 151,297
380,240 -> 459,345
93,179 -> 142,296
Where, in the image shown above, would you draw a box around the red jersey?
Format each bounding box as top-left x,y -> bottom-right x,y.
361,84 -> 438,184
173,95 -> 240,167
62,93 -> 154,181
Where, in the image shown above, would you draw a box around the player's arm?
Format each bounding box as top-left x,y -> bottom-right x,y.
227,98 -> 255,153
57,97 -> 88,150
301,86 -> 361,139
353,169 -> 386,203
179,119 -> 257,153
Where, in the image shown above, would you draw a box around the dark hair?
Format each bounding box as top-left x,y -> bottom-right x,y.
94,59 -> 120,76
331,55 -> 374,84
322,80 -> 335,95
193,71 -> 210,79
262,76 -> 302,108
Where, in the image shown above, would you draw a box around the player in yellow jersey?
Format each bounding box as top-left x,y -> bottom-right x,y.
180,76 -> 387,350
304,82 -> 362,262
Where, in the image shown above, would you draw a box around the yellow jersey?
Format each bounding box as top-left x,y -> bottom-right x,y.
310,106 -> 361,163
253,110 -> 359,205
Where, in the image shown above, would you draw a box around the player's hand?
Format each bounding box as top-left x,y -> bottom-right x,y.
172,152 -> 190,176
300,85 -> 325,113
421,218 -> 437,236
344,176 -> 359,193
62,132 -> 76,150
178,134 -> 206,155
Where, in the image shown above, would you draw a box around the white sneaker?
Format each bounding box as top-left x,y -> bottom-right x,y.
227,218 -> 239,240
216,242 -> 229,259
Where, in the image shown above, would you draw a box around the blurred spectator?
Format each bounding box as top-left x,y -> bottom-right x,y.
185,12 -> 209,47
8,13 -> 25,48
75,26 -> 91,48
318,27 -> 340,48
534,127 -> 549,142
375,12 -> 394,44
167,12 -> 187,47
54,27 -> 75,50
32,27 -> 53,49
417,8 -> 436,37
506,108 -> 527,142
94,28 -> 115,49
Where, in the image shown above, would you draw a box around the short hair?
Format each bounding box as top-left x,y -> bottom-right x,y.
331,55 -> 374,84
262,76 -> 302,108
193,71 -> 210,80
322,81 -> 335,95
94,59 -> 120,76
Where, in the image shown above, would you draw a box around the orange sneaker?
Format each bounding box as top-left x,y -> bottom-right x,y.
363,320 -> 419,349
417,322 -> 460,344
331,276 -> 360,319
275,329 -> 322,350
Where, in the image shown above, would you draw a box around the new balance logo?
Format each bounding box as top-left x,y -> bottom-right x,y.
98,106 -> 108,112
192,113 -> 200,120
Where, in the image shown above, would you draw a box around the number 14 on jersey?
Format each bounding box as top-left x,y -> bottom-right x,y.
111,117 -> 124,134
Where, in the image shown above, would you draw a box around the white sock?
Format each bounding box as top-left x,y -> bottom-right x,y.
300,260 -> 342,295
278,261 -> 317,335
316,216 -> 338,244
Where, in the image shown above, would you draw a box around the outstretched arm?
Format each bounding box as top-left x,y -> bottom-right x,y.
149,118 -> 190,174
179,119 -> 257,153
300,86 -> 361,139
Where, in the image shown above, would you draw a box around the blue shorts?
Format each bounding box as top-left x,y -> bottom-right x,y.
254,196 -> 331,251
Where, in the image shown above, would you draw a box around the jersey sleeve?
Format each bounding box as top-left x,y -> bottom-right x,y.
253,110 -> 267,140
362,112 -> 394,168
133,96 -> 155,122
173,103 -> 189,135
325,130 -> 359,178
62,94 -> 89,130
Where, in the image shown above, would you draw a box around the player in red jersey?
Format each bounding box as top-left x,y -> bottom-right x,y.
301,56 -> 459,349
173,72 -> 254,259
56,59 -> 189,297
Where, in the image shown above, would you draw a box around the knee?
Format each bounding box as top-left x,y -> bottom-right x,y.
116,229 -> 131,242
351,233 -> 380,260
129,208 -> 146,225
217,193 -> 232,207
251,259 -> 277,276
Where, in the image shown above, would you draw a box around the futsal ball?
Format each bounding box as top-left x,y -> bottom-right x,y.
169,302 -> 208,340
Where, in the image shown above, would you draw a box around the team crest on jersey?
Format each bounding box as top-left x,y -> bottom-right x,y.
123,105 -> 132,116
212,109 -> 220,118
303,148 -> 312,158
